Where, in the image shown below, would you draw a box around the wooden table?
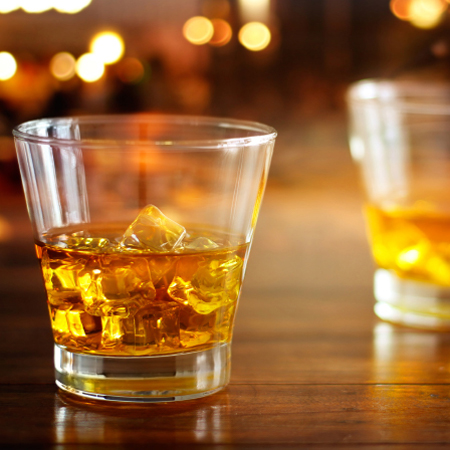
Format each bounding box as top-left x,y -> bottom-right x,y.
3,137 -> 450,448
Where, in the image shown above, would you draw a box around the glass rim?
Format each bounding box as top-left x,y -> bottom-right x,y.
347,79 -> 450,115
12,114 -> 277,149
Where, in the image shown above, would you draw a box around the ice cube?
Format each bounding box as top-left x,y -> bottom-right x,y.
120,205 -> 186,252
426,253 -> 450,285
122,301 -> 180,349
148,256 -> 177,301
49,304 -> 101,337
179,303 -> 216,332
47,290 -> 83,306
78,256 -> 155,317
185,237 -> 219,251
180,329 -> 211,348
50,304 -> 72,335
101,302 -> 180,351
41,249 -> 85,306
67,306 -> 101,336
214,303 -> 237,342
101,316 -> 123,348
148,256 -> 176,286
178,301 -> 237,347
66,236 -> 111,251
168,255 -> 243,314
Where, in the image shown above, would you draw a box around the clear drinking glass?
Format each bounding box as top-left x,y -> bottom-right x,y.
13,115 -> 276,402
348,79 -> 450,330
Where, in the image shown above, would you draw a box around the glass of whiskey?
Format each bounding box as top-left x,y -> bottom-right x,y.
13,115 -> 276,402
348,79 -> 450,330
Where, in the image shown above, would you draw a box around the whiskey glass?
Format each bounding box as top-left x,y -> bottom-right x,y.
14,115 -> 276,402
348,80 -> 450,330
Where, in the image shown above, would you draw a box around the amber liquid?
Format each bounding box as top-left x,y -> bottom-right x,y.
365,205 -> 450,286
37,225 -> 248,356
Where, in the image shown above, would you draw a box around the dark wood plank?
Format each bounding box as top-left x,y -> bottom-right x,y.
3,384 -> 450,446
3,146 -> 450,447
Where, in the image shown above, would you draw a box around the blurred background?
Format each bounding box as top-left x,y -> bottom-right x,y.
2,0 -> 450,292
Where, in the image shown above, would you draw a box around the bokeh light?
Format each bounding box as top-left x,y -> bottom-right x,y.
90,31 -> 125,65
238,22 -> 271,51
50,52 -> 76,81
76,53 -> 104,82
183,16 -> 214,45
409,0 -> 447,28
239,0 -> 271,24
0,0 -> 92,14
53,0 -> 91,14
390,0 -> 449,28
21,0 -> 52,13
390,0 -> 412,20
0,52 -> 17,80
117,57 -> 145,84
209,19 -> 233,47
0,0 -> 20,13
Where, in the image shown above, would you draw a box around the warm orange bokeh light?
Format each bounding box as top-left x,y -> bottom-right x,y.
239,22 -> 271,51
183,16 -> 214,45
391,0 -> 448,28
53,0 -> 92,14
209,19 -> 232,47
76,53 -> 105,82
21,0 -> 53,13
390,0 -> 412,20
239,0 -> 271,24
409,0 -> 447,28
0,0 -> 93,14
50,52 -> 76,81
90,31 -> 125,65
0,52 -> 17,80
0,0 -> 20,14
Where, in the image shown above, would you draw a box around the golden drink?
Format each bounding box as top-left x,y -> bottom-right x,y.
365,205 -> 450,286
37,225 -> 248,357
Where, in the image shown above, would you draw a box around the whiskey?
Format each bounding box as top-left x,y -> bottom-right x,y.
365,205 -> 450,286
37,224 -> 248,357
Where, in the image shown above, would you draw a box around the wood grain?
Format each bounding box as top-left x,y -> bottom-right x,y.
3,384 -> 450,446
3,142 -> 450,447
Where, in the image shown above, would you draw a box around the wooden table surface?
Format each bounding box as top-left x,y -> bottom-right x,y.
3,128 -> 450,448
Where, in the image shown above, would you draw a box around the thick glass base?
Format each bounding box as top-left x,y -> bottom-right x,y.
54,343 -> 231,403
374,269 -> 450,330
